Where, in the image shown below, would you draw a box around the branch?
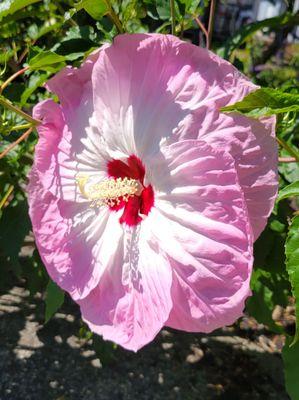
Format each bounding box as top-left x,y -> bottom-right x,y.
0,97 -> 41,126
0,185 -> 14,210
276,137 -> 299,163
194,16 -> 208,46
0,66 -> 29,93
278,156 -> 298,163
170,0 -> 175,35
0,127 -> 33,159
207,0 -> 216,49
103,0 -> 123,33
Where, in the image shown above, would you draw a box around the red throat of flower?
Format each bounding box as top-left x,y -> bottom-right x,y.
107,155 -> 154,226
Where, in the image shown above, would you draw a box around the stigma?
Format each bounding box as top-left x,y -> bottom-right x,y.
77,175 -> 143,207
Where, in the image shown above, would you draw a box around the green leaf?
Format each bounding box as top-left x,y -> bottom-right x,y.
0,49 -> 14,65
285,215 -> 299,345
20,72 -> 48,105
75,0 -> 109,20
0,201 -> 31,269
45,279 -> 65,323
92,335 -> 117,365
277,181 -> 299,203
251,215 -> 291,312
282,337 -> 299,400
0,0 -> 42,22
246,269 -> 283,333
32,21 -> 63,41
156,0 -> 170,20
28,50 -> 66,71
221,12 -> 299,60
279,149 -> 299,184
177,0 -> 202,15
221,88 -> 299,118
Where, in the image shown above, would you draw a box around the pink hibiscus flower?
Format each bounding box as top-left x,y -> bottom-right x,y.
27,34 -> 278,351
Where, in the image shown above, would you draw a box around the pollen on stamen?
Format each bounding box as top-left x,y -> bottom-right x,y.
76,175 -> 143,207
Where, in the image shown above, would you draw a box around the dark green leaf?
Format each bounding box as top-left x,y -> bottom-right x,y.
92,335 -> 117,365
0,201 -> 31,269
282,337 -> 299,400
55,38 -> 95,57
285,216 -> 299,345
177,0 -> 200,15
277,181 -> 299,203
0,0 -> 42,22
20,72 -> 48,105
279,149 -> 299,184
156,0 -> 170,20
45,279 -> 65,323
33,21 -> 63,41
246,270 -> 283,333
28,50 -> 66,71
0,49 -> 15,65
75,0 -> 109,20
221,88 -> 299,118
252,215 -> 290,310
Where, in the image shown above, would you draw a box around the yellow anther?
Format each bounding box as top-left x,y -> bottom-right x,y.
76,175 -> 143,207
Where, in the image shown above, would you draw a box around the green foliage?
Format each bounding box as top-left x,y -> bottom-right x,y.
156,0 -> 170,20
246,269 -> 284,333
75,0 -> 109,20
246,208 -> 291,331
92,335 -> 117,364
277,182 -> 299,203
221,88 -> 299,118
0,200 -> 31,270
0,0 -> 42,22
285,216 -> 299,345
220,12 -> 299,60
279,150 -> 299,183
283,337 -> 299,400
28,50 -> 66,71
45,279 -> 65,323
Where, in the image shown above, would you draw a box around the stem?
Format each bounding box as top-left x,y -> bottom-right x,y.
0,97 -> 41,126
194,16 -> 208,46
278,156 -> 298,163
18,40 -> 36,65
0,127 -> 33,159
12,41 -> 18,63
56,2 -> 77,27
170,0 -> 175,35
207,0 -> 216,49
0,66 -> 29,93
103,0 -> 123,33
276,137 -> 299,163
10,123 -> 32,131
0,185 -> 14,210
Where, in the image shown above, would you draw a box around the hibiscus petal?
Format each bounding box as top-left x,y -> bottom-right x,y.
90,33 -> 277,239
27,168 -> 124,300
45,49 -> 102,109
32,92 -> 109,203
91,34 -> 199,158
205,114 -> 277,240
173,109 -> 277,240
78,222 -> 173,351
148,139 -> 253,332
32,48 -> 115,204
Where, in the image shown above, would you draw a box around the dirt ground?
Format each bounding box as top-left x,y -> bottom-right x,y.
0,285 -> 290,400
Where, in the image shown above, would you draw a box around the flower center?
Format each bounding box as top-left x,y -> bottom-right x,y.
77,176 -> 143,207
77,155 -> 154,226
